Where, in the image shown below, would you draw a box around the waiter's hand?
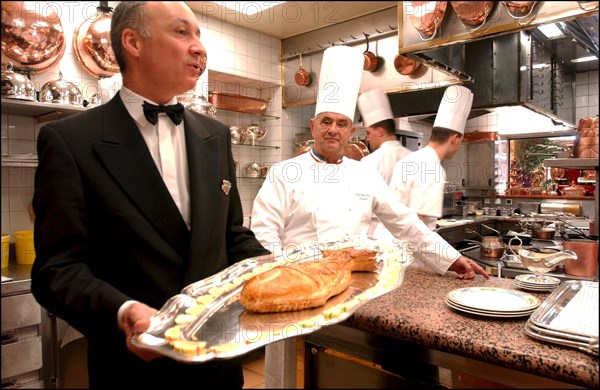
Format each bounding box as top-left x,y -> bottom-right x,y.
122,302 -> 162,361
449,256 -> 489,279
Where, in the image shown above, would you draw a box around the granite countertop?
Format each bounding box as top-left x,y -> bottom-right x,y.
345,266 -> 599,388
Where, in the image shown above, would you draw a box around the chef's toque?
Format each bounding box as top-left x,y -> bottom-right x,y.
357,88 -> 393,127
314,46 -> 364,121
433,85 -> 474,134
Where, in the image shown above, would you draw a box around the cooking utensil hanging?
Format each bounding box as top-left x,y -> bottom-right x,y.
73,2 -> 120,79
393,53 -> 421,75
450,1 -> 495,32
502,1 -> 539,24
294,51 -> 311,86
1,1 -> 66,74
362,33 -> 378,72
408,1 -> 448,41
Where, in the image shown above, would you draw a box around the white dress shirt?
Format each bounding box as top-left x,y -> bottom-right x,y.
119,87 -> 190,229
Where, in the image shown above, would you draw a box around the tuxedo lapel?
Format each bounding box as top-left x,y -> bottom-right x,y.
93,95 -> 189,256
182,111 -> 230,282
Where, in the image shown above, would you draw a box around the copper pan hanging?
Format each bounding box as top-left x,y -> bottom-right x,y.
1,1 -> 66,74
450,1 -> 496,31
362,33 -> 378,72
294,51 -> 311,86
73,2 -> 119,79
408,1 -> 448,41
502,1 -> 539,24
394,53 -> 421,75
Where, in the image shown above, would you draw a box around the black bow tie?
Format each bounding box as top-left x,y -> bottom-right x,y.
142,101 -> 184,125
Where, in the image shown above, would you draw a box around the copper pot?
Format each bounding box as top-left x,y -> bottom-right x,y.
532,228 -> 555,239
450,1 -> 495,29
1,1 -> 66,74
479,241 -> 506,258
408,1 -> 448,40
362,34 -> 378,72
563,239 -> 598,277
73,4 -> 120,79
502,1 -> 538,20
394,54 -> 421,75
294,52 -> 311,86
294,140 -> 314,157
344,137 -> 370,161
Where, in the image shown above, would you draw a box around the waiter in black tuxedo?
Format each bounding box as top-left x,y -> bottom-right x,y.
30,2 -> 269,388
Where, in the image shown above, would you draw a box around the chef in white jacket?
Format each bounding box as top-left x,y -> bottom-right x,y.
390,85 -> 473,230
358,88 -> 412,240
251,46 -> 487,280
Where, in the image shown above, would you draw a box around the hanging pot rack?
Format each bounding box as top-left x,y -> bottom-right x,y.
280,24 -> 397,61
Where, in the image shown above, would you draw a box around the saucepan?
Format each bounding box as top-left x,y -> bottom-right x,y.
362,34 -> 379,72
294,52 -> 311,86
394,53 -> 421,75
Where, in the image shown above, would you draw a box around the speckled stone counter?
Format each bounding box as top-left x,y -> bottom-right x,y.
332,266 -> 599,388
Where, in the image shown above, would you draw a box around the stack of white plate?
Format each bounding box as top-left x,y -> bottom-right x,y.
513,274 -> 561,292
445,286 -> 541,318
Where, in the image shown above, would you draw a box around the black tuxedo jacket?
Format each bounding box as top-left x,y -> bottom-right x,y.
31,94 -> 269,387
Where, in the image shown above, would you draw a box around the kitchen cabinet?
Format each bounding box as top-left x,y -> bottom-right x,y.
1,274 -> 48,388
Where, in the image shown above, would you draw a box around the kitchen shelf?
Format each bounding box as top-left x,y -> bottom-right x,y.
216,108 -> 279,120
1,98 -> 87,123
1,155 -> 38,168
231,143 -> 279,150
498,195 -> 594,200
542,158 -> 599,170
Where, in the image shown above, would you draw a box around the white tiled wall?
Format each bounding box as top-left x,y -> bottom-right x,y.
575,71 -> 600,120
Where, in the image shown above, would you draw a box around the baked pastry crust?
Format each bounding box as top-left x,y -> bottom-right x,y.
240,248 -> 377,313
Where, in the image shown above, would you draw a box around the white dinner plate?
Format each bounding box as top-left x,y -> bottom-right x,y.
447,286 -> 541,312
515,274 -> 561,286
445,299 -> 536,318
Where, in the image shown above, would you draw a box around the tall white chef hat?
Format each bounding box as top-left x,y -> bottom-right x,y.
314,46 -> 364,121
433,85 -> 474,134
357,88 -> 393,127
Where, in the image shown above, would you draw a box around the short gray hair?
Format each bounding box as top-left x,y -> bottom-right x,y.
110,1 -> 151,73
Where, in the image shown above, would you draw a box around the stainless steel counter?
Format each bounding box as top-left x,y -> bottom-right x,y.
2,263 -> 33,297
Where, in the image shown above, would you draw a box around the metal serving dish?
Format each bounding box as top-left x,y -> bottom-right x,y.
132,237 -> 411,363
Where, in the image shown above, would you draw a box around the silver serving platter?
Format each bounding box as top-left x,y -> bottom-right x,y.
525,280 -> 599,355
132,236 -> 411,363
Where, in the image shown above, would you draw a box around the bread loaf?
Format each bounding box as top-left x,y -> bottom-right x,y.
239,248 -> 377,313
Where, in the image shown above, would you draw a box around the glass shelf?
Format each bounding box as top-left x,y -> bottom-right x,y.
1,98 -> 87,123
216,108 -> 279,120
237,176 -> 266,180
1,155 -> 38,167
231,143 -> 280,150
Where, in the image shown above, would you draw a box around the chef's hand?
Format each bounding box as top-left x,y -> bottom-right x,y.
121,302 -> 162,361
449,256 -> 489,279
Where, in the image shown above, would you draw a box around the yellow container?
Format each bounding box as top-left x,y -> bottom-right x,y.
14,230 -> 35,264
1,234 -> 9,268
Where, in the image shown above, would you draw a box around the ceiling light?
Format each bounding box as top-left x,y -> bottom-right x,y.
217,1 -> 286,16
532,63 -> 548,69
537,23 -> 565,39
570,55 -> 598,63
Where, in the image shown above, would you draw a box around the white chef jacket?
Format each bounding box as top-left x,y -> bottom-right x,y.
361,140 -> 412,240
390,145 -> 445,230
251,151 -> 460,275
